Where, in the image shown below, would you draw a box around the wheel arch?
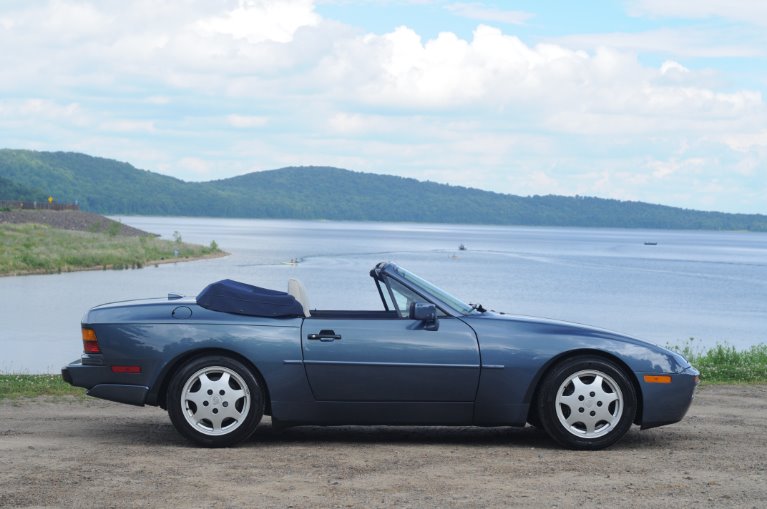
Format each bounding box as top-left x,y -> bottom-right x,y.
148,348 -> 272,416
525,348 -> 644,426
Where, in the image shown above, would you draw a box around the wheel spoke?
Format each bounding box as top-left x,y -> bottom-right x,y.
227,388 -> 245,402
185,390 -> 207,409
558,393 -> 578,407
594,405 -> 616,424
219,402 -> 245,422
565,413 -> 582,428
198,373 -> 214,390
219,371 -> 231,389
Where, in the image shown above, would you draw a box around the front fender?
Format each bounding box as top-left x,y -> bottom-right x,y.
463,314 -> 691,426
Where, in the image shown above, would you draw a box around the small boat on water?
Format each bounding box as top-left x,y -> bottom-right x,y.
459,244 -> 467,251
644,242 -> 658,246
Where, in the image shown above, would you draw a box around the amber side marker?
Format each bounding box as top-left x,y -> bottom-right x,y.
643,375 -> 672,384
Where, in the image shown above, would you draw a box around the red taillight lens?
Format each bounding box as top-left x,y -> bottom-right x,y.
82,327 -> 101,354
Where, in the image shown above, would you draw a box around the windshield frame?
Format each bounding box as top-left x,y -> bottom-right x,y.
376,263 -> 475,316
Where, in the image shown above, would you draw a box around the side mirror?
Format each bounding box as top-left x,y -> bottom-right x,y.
409,302 -> 439,331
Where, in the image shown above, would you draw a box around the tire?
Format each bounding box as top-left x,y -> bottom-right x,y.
537,356 -> 636,450
167,355 -> 264,447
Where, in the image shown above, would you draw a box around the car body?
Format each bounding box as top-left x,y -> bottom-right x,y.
62,262 -> 699,449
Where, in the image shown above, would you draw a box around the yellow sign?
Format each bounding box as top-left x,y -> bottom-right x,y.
48,196 -> 53,203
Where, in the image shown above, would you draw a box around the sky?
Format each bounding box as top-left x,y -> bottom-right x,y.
1,1 -> 766,214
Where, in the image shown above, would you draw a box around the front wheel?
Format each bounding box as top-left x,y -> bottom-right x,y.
167,355 -> 264,447
537,356 -> 636,450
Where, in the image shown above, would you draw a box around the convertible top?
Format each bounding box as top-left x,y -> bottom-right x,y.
196,279 -> 304,317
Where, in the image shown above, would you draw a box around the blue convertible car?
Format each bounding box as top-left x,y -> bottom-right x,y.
62,262 -> 698,450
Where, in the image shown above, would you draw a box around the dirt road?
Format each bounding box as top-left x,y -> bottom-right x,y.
1,384 -> 765,508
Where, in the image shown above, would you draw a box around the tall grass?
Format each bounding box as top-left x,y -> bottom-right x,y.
0,223 -> 222,276
0,374 -> 85,400
668,339 -> 767,384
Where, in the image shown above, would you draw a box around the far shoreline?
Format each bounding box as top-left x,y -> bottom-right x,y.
110,213 -> 767,235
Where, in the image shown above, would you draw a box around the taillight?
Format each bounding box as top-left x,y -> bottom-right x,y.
82,327 -> 101,354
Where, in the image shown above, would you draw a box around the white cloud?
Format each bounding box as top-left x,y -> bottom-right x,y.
629,0 -> 767,27
0,99 -> 87,126
722,131 -> 767,151
315,25 -> 765,144
195,0 -> 320,43
100,120 -> 157,133
145,96 -> 172,105
553,27 -> 766,58
647,157 -> 707,179
660,60 -> 689,75
226,114 -> 269,128
445,3 -> 533,25
0,1 -> 766,213
177,157 -> 212,177
327,113 -> 377,134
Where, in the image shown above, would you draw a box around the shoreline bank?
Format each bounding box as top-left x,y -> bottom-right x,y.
0,209 -> 226,277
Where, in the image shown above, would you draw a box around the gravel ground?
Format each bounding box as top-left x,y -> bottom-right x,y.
1,384 -> 765,508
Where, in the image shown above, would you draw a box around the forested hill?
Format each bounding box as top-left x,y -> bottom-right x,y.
1,149 -> 766,231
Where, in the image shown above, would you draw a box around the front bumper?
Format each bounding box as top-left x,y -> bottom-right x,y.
62,359 -> 149,406
639,365 -> 700,429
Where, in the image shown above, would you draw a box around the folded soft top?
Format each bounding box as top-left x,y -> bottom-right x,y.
196,279 -> 304,317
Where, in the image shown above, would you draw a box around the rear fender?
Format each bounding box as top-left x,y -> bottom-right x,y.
148,348 -> 272,415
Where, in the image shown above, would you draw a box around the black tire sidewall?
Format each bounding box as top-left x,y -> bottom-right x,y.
167,355 -> 264,447
538,356 -> 636,450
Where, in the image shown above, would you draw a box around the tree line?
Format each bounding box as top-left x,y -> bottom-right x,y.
1,149 -> 766,231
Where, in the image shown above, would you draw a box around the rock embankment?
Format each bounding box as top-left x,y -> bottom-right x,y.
0,210 -> 152,237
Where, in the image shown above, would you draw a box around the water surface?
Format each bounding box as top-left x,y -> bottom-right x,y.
1,217 -> 765,372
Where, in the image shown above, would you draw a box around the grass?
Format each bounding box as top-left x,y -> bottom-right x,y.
0,374 -> 85,400
0,223 -> 223,276
667,339 -> 767,384
2,342 -> 764,400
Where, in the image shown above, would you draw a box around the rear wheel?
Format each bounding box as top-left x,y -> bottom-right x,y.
167,355 -> 264,447
537,356 -> 636,450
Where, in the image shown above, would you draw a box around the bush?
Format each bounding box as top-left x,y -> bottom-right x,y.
668,339 -> 767,384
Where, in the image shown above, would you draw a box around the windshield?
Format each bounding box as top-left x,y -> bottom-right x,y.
391,266 -> 475,315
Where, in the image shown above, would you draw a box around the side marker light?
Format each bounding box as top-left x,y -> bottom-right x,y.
111,366 -> 142,374
643,375 -> 672,384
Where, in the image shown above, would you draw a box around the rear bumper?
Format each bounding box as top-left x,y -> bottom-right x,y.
62,359 -> 149,406
639,365 -> 700,429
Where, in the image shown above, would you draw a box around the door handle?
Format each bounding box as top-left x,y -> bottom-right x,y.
307,330 -> 342,342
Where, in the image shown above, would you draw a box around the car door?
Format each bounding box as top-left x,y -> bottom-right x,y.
301,315 -> 480,402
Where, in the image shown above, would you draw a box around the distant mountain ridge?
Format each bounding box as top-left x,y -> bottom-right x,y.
1,148 -> 766,231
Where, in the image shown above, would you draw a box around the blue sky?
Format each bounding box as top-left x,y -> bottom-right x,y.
1,0 -> 766,213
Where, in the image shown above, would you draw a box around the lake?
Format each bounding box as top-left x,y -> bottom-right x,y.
1,217 -> 765,373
